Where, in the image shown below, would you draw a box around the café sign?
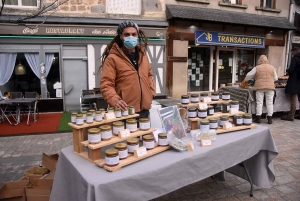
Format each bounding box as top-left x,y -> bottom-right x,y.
195,30 -> 265,48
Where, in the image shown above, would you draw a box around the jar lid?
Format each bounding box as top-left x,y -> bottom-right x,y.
105,148 -> 119,156
95,111 -> 102,114
243,113 -> 252,117
201,93 -> 208,96
113,121 -> 124,126
199,108 -> 207,111
81,111 -> 87,114
220,115 -> 229,119
76,113 -> 83,117
200,120 -> 209,124
211,92 -> 219,95
143,134 -> 154,141
139,117 -> 150,122
209,118 -> 218,122
71,112 -> 77,115
100,125 -> 111,130
99,108 -> 105,111
126,118 -> 137,124
115,108 -> 121,111
108,107 -> 114,110
235,114 -> 243,118
88,128 -> 100,134
129,106 -> 134,108
230,100 -> 239,104
86,112 -> 92,116
188,107 -> 197,111
127,138 -> 139,144
114,143 -> 127,149
208,106 -> 214,109
223,92 -> 230,95
158,133 -> 167,138
191,94 -> 199,97
89,109 -> 95,112
181,95 -> 189,98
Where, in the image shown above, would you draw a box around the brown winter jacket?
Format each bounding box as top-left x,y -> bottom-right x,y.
100,43 -> 155,112
255,55 -> 276,90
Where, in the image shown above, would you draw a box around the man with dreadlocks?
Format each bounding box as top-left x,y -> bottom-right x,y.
100,20 -> 155,118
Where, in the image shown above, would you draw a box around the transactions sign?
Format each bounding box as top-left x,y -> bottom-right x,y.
195,31 -> 265,48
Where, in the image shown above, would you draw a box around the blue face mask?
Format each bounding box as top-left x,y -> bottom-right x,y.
123,36 -> 138,49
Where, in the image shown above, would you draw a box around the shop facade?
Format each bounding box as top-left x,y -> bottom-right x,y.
0,19 -> 167,112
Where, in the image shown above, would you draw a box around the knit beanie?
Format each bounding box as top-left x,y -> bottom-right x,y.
117,20 -> 139,35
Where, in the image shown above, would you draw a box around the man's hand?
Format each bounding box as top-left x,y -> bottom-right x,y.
115,99 -> 128,111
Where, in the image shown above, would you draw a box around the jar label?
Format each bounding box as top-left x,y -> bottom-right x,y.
83,114 -> 87,121
127,123 -> 137,132
158,138 -> 169,146
231,104 -> 239,109
113,126 -> 125,135
200,124 -> 210,131
86,116 -> 94,123
198,111 -> 207,118
222,95 -> 230,99
227,105 -> 230,111
88,134 -> 101,143
115,111 -> 122,118
143,141 -> 155,149
209,122 -> 218,129
128,144 -> 139,153
76,118 -> 84,125
211,95 -> 219,100
140,122 -> 150,130
220,120 -> 228,126
101,130 -> 112,139
190,97 -> 199,102
208,109 -> 214,115
244,118 -> 252,124
71,116 -> 76,123
181,98 -> 190,104
105,155 -> 119,166
188,111 -> 197,118
236,118 -> 243,124
119,149 -> 128,159
220,105 -> 223,110
122,110 -> 128,116
95,115 -> 102,121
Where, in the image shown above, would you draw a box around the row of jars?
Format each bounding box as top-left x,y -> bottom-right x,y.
181,92 -> 230,104
71,106 -> 136,125
198,114 -> 253,131
87,118 -> 151,144
104,133 -> 169,167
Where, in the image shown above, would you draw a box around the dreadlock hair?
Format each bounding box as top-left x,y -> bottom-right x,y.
99,29 -> 148,73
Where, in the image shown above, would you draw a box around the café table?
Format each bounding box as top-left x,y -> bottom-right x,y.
8,98 -> 37,126
50,125 -> 278,201
0,100 -> 16,125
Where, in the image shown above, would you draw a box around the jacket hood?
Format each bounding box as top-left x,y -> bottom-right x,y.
258,55 -> 269,65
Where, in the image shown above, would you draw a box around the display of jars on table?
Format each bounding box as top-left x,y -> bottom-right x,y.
81,111 -> 87,121
107,107 -> 114,113
211,92 -> 219,101
86,112 -> 94,124
139,117 -> 151,131
105,148 -> 119,167
95,111 -> 103,122
71,112 -> 77,123
115,108 -> 122,118
200,93 -> 209,101
89,109 -> 96,119
243,113 -> 253,125
198,108 -> 207,118
230,100 -> 239,110
208,106 -> 214,116
99,108 -> 105,118
219,115 -> 229,127
112,121 -> 125,136
127,138 -> 139,154
128,106 -> 135,115
158,133 -> 169,146
122,107 -> 129,116
209,118 -> 218,129
222,92 -> 230,100
114,143 -> 128,160
181,95 -> 190,104
126,118 -> 138,132
200,120 -> 210,131
221,102 -> 230,113
88,128 -> 101,144
76,113 -> 84,125
188,107 -> 197,118
142,134 -> 155,150
190,94 -> 199,103
100,125 -> 112,141
234,114 -> 243,126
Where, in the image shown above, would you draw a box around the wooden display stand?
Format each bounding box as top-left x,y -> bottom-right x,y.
68,114 -> 171,172
177,100 -> 230,108
216,124 -> 257,134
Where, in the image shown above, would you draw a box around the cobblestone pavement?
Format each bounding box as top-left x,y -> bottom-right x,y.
1,117 -> 300,201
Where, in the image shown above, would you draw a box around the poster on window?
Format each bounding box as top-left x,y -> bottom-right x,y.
195,80 -> 200,86
188,58 -> 192,65
229,58 -> 233,67
196,68 -> 200,74
199,74 -> 204,80
219,59 -> 223,65
197,54 -> 201,61
192,63 -> 196,69
192,53 -> 196,59
188,69 -> 192,76
191,74 -> 196,81
199,60 -> 204,67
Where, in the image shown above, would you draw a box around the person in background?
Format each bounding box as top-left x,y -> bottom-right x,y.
100,20 -> 155,118
245,55 -> 278,124
3,92 -> 9,100
281,47 -> 300,121
240,62 -> 253,82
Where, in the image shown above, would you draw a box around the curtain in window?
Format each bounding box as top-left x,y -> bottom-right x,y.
25,53 -> 40,78
22,0 -> 37,6
45,53 -> 54,77
0,53 -> 17,86
5,0 -> 18,5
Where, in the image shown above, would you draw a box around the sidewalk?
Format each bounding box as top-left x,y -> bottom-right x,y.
1,117 -> 300,201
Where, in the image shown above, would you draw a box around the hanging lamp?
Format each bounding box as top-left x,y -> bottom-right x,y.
14,60 -> 27,75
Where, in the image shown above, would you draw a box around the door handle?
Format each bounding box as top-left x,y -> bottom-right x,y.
65,84 -> 73,94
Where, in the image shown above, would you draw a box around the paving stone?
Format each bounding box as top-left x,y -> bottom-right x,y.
252,190 -> 270,200
181,184 -> 209,195
208,187 -> 240,199
274,174 -> 297,185
223,178 -> 242,187
286,181 -> 300,191
274,185 -> 295,195
282,192 -> 300,201
235,183 -> 260,193
235,192 -> 257,201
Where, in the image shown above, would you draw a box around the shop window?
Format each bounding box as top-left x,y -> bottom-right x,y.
223,0 -> 241,4
106,0 -> 141,15
187,47 -> 210,92
236,49 -> 255,82
1,0 -> 39,8
260,0 -> 275,9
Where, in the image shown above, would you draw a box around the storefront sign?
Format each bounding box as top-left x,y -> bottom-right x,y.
195,30 -> 265,48
292,36 -> 300,44
0,24 -> 166,38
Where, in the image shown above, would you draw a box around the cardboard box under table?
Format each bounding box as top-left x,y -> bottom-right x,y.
24,167 -> 49,183
0,179 -> 28,201
25,179 -> 53,201
42,152 -> 59,171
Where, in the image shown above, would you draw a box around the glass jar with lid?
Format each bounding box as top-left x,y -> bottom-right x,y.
122,107 -> 129,116
209,118 -> 218,129
190,94 -> 199,103
81,111 -> 87,121
222,92 -> 230,100
188,107 -> 197,118
126,118 -> 138,132
200,120 -> 210,131
71,112 -> 77,123
234,114 -> 243,126
127,138 -> 139,154
89,109 -> 96,119
158,133 -> 168,146
114,143 -> 128,159
88,128 -> 101,144
128,106 -> 135,115
221,102 -> 230,113
105,148 -> 119,167
198,108 -> 207,118
115,108 -> 122,118
98,108 -> 105,118
107,107 -> 114,113
143,134 -> 155,150
86,112 -> 94,124
139,117 -> 151,131
200,93 -> 209,101
95,111 -> 103,122
219,115 -> 229,127
76,113 -> 84,125
243,113 -> 252,125
181,95 -> 190,104
100,125 -> 112,141
112,121 -> 125,136
211,92 -> 219,101
208,106 -> 214,116
230,100 -> 239,109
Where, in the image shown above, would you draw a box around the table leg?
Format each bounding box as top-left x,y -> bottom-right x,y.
14,105 -> 21,125
27,104 -> 31,126
0,107 -> 13,125
241,162 -> 253,197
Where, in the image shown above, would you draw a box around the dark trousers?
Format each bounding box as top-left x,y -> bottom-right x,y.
289,94 -> 298,118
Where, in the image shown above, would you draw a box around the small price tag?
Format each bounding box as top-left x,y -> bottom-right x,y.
104,112 -> 116,120
199,103 -> 208,109
229,108 -> 239,114
134,146 -> 148,158
188,141 -> 194,152
202,97 -> 212,103
200,139 -> 212,147
118,129 -> 131,139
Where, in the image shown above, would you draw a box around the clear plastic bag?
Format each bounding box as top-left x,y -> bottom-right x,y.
168,133 -> 188,152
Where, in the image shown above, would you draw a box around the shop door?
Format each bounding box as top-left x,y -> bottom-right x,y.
62,46 -> 88,111
217,50 -> 234,87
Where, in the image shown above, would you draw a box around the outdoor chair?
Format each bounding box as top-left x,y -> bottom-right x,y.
10,92 -> 23,99
25,92 -> 39,121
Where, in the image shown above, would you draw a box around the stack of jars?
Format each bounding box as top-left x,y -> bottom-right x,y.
187,106 -> 214,119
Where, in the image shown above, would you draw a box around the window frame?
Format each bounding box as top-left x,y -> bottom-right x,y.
1,0 -> 40,9
223,0 -> 242,4
261,0 -> 276,9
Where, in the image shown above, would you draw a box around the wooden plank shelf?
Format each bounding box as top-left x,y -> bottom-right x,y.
177,100 -> 231,108
81,128 -> 157,150
68,114 -> 139,129
216,124 -> 257,134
